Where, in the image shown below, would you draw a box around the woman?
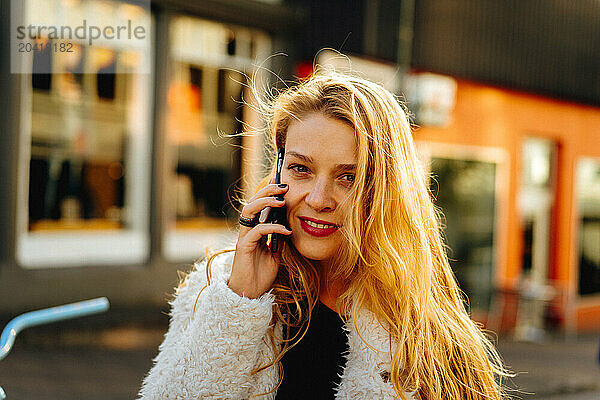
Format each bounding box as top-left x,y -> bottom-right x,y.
138,69 -> 510,399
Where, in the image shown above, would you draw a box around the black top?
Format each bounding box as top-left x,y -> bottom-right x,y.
275,301 -> 347,400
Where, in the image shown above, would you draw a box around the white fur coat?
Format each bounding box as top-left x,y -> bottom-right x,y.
137,251 -> 416,399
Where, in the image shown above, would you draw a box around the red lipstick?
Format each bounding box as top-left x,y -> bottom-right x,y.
299,217 -> 341,237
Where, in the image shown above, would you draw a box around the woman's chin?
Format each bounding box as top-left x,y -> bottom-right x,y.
291,240 -> 336,262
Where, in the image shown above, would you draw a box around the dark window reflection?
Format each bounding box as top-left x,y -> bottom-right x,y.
190,66 -> 203,89
522,219 -> 534,274
167,66 -> 245,226
226,29 -> 236,55
28,46 -> 135,231
577,160 -> 600,296
430,157 -> 497,310
29,156 -> 125,228
97,56 -> 117,100
578,218 -> 600,295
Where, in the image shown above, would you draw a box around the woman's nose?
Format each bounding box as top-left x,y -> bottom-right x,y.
304,178 -> 336,212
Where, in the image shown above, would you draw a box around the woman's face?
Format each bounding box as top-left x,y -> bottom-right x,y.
281,113 -> 357,264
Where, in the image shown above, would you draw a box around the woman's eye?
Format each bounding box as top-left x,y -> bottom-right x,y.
341,173 -> 355,183
289,164 -> 309,174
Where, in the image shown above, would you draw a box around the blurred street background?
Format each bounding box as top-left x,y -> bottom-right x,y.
0,0 -> 599,398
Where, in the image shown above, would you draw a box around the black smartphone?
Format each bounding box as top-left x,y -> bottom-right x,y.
268,147 -> 286,252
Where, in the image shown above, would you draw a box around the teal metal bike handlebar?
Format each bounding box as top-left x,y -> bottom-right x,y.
0,297 -> 110,361
0,297 -> 109,399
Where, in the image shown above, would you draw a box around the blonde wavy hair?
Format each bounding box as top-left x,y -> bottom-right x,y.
190,66 -> 511,399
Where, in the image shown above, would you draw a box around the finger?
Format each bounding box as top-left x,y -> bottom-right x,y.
259,206 -> 271,223
248,183 -> 288,203
243,223 -> 292,246
240,196 -> 285,220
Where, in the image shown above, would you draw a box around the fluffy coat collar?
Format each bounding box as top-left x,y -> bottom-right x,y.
138,251 -> 415,399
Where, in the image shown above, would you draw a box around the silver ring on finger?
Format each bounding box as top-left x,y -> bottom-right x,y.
239,214 -> 258,228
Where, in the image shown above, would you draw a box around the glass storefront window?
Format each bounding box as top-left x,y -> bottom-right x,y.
514,137 -> 557,340
162,16 -> 271,261
518,137 -> 556,279
419,144 -> 506,312
430,157 -> 498,310
16,0 -> 153,268
576,158 -> 600,296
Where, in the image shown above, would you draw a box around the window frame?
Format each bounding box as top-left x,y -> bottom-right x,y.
14,12 -> 155,269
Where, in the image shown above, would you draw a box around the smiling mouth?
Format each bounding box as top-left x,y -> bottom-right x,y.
299,218 -> 341,237
303,219 -> 339,229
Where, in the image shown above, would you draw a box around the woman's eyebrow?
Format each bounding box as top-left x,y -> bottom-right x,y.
335,163 -> 356,171
287,151 -> 356,171
287,151 -> 313,163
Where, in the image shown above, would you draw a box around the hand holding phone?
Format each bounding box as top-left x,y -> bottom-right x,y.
229,168 -> 291,298
229,146 -> 290,298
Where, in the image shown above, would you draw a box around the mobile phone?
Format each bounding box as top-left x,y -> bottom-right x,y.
268,147 -> 286,252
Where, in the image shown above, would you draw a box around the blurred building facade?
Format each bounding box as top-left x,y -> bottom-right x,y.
0,0 -> 598,335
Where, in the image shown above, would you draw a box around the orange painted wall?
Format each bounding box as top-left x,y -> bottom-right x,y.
412,79 -> 600,332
